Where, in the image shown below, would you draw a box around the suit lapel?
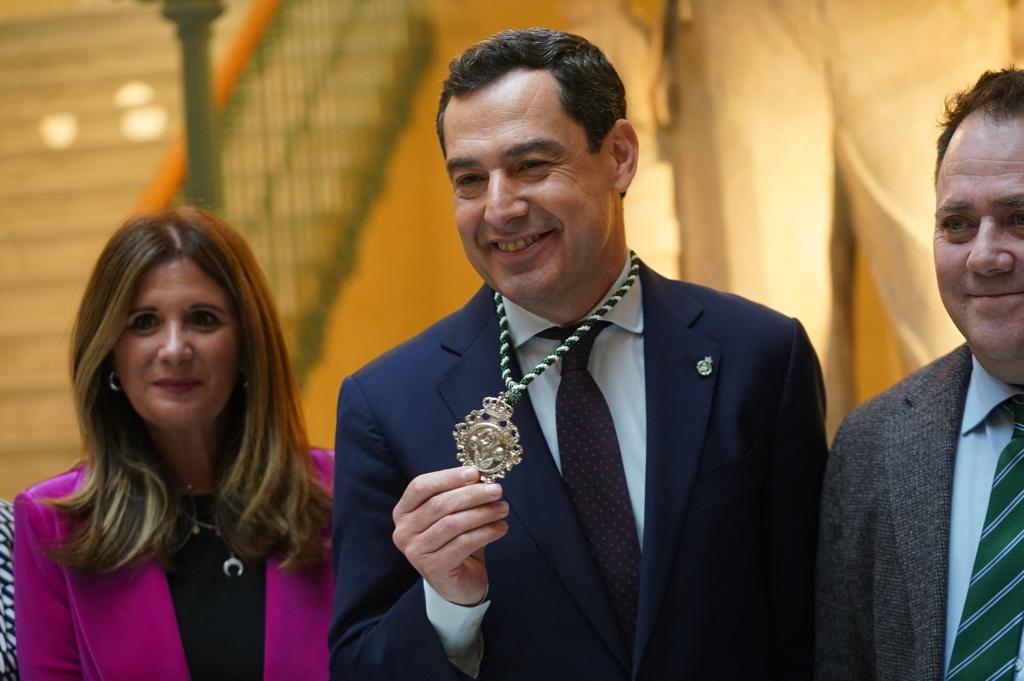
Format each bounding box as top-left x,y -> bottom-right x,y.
633,268 -> 716,667
437,286 -> 630,670
886,346 -> 971,678
69,562 -> 190,680
264,556 -> 333,680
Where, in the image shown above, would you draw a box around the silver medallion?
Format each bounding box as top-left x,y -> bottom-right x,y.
453,394 -> 524,482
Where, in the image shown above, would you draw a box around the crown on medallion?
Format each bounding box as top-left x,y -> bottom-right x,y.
481,396 -> 514,420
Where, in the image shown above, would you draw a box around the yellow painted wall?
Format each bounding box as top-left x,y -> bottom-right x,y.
853,246 -> 907,405
0,0 -> 77,21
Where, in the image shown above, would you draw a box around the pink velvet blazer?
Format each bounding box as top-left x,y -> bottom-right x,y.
14,449 -> 334,681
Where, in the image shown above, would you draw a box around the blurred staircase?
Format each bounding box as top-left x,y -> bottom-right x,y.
0,2 -> 250,496
215,0 -> 431,378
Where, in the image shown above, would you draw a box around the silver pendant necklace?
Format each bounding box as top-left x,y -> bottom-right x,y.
453,251 -> 639,482
185,487 -> 245,578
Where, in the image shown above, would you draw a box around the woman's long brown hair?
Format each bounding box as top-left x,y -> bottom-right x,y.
52,206 -> 330,572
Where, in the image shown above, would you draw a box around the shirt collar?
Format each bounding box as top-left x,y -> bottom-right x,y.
962,355 -> 1021,435
502,256 -> 644,349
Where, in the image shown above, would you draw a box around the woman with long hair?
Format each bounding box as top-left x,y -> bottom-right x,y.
14,206 -> 333,680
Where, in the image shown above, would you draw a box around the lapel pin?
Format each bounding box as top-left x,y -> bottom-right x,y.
696,356 -> 713,377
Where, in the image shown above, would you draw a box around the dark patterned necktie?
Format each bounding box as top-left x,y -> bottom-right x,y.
947,396 -> 1024,681
540,321 -> 641,659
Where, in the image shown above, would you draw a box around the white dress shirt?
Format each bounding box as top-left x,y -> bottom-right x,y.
946,356 -> 1024,678
424,257 -> 647,673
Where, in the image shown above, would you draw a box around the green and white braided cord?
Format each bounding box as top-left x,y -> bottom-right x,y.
497,250 -> 640,406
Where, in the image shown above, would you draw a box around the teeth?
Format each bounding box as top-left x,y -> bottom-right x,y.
497,235 -> 539,252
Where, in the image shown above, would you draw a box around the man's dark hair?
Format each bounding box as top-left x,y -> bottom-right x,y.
937,67 -> 1024,180
436,28 -> 626,156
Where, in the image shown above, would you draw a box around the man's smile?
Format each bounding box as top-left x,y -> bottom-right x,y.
493,231 -> 552,253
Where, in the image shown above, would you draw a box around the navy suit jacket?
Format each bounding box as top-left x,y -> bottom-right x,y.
330,265 -> 827,680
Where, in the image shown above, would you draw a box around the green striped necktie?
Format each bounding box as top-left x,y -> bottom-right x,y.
948,396 -> 1024,680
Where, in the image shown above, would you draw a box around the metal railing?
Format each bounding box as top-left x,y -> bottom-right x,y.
162,0 -> 431,379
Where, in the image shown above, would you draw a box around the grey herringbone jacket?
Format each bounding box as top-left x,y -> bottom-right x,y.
816,346 -> 973,681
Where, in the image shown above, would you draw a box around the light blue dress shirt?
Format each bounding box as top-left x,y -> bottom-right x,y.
946,357 -> 1023,678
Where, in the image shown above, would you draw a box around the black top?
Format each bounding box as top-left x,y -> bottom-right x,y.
167,495 -> 265,681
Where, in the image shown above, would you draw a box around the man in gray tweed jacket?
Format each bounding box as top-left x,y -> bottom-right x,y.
817,68 -> 1024,680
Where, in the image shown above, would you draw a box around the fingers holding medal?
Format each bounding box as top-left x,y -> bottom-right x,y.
392,465 -> 509,606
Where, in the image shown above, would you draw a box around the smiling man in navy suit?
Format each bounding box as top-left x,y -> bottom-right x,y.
329,28 -> 828,681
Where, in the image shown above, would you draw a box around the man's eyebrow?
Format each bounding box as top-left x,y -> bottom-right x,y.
936,200 -> 970,216
445,139 -> 568,177
502,138 -> 567,160
445,157 -> 478,176
935,196 -> 1024,216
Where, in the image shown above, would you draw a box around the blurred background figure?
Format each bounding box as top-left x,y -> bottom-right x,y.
14,207 -> 333,680
659,0 -> 1019,423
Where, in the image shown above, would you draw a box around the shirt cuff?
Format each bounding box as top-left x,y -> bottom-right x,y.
423,580 -> 490,676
